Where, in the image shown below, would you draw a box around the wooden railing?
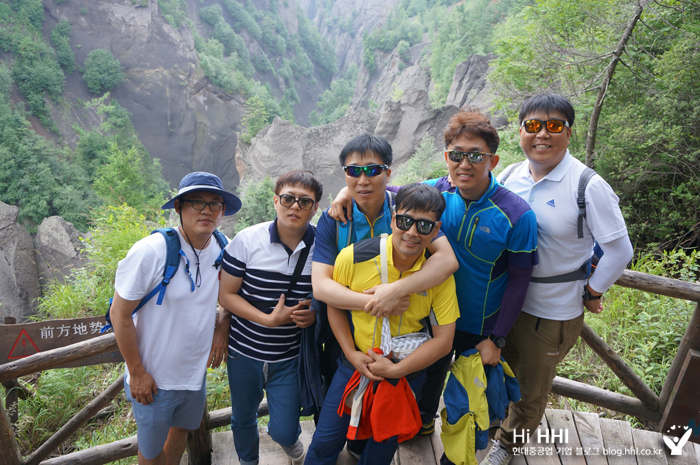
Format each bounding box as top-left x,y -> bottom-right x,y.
1,269 -> 699,465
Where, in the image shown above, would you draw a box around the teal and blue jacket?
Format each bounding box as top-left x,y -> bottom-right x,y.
437,174 -> 538,336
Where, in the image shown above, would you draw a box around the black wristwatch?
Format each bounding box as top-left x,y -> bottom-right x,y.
582,287 -> 601,301
488,333 -> 507,349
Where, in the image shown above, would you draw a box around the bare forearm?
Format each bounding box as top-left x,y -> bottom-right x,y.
112,310 -> 146,376
392,331 -> 453,378
313,274 -> 371,310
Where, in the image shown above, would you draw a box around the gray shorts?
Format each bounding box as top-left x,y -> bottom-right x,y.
125,377 -> 206,459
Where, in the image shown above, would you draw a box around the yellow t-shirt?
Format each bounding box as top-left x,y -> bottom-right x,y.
333,234 -> 459,354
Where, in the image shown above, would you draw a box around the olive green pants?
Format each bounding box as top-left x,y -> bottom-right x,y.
495,311 -> 585,451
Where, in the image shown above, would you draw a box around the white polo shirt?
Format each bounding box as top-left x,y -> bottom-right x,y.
499,152 -> 628,320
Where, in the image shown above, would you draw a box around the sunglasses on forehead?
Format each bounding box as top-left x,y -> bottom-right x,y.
445,150 -> 492,164
521,119 -> 569,134
395,214 -> 437,235
343,164 -> 389,177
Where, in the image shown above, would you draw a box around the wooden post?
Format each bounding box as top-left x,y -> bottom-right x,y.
2,317 -> 18,425
659,301 -> 700,412
579,323 -> 659,411
187,403 -> 212,465
0,398 -> 21,465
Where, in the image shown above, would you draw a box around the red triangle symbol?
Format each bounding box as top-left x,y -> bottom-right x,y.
8,329 -> 41,359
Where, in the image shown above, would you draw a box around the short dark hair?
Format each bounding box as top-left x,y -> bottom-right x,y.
274,170 -> 324,202
519,93 -> 575,127
444,109 -> 500,154
395,183 -> 446,220
339,133 -> 393,166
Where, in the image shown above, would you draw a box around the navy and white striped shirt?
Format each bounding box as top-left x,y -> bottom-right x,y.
221,220 -> 314,362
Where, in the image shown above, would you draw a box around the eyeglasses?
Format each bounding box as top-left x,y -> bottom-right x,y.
180,199 -> 224,211
277,194 -> 316,210
395,214 -> 437,235
445,150 -> 492,164
343,164 -> 389,177
521,119 -> 569,134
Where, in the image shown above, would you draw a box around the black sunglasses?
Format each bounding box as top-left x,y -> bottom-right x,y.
521,119 -> 569,134
395,214 -> 437,235
277,194 -> 315,210
180,199 -> 224,212
343,164 -> 389,178
445,150 -> 492,164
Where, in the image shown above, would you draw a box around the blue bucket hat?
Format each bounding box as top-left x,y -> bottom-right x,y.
162,172 -> 242,216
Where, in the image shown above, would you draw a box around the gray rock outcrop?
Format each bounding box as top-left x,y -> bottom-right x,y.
34,217 -> 89,294
375,88 -> 459,166
244,86 -> 459,202
0,202 -> 41,322
446,53 -> 506,127
348,44 -> 431,113
242,110 -> 381,203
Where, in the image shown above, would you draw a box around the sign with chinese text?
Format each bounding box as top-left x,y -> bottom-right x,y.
0,316 -> 123,368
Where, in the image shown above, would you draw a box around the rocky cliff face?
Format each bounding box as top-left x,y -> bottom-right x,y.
43,0 -> 245,191
299,0 -> 400,78
244,86 -> 459,205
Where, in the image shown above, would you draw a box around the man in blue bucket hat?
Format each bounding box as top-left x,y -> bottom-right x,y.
111,172 -> 241,465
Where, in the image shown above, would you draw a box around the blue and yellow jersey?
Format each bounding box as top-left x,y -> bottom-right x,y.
437,173 -> 538,335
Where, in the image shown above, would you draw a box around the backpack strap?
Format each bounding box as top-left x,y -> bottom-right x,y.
101,227 -> 182,333
499,161 -> 524,184
529,167 -> 598,284
577,168 -> 597,239
212,229 -> 229,269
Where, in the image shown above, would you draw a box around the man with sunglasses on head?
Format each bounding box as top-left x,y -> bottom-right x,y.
111,172 -> 241,465
481,94 -> 633,465
306,183 -> 459,465
217,170 -> 323,465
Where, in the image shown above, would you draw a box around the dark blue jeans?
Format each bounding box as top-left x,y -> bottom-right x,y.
227,349 -> 301,465
305,357 -> 425,465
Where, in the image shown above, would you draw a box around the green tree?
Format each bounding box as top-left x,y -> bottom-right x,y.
199,3 -> 223,26
241,95 -> 269,143
309,65 -> 358,126
234,176 -> 276,232
51,19 -> 75,73
83,49 -> 124,94
11,36 -> 64,128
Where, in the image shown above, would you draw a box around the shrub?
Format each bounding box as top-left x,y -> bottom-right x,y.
83,49 -> 124,94
390,135 -> 447,186
233,175 -> 276,232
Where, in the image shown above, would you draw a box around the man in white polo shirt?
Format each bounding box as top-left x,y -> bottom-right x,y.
481,93 -> 634,465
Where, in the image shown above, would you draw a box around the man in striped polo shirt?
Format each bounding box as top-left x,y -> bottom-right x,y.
217,170 -> 323,465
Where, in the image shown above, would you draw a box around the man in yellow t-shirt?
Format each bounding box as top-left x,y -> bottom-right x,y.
306,183 -> 459,465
